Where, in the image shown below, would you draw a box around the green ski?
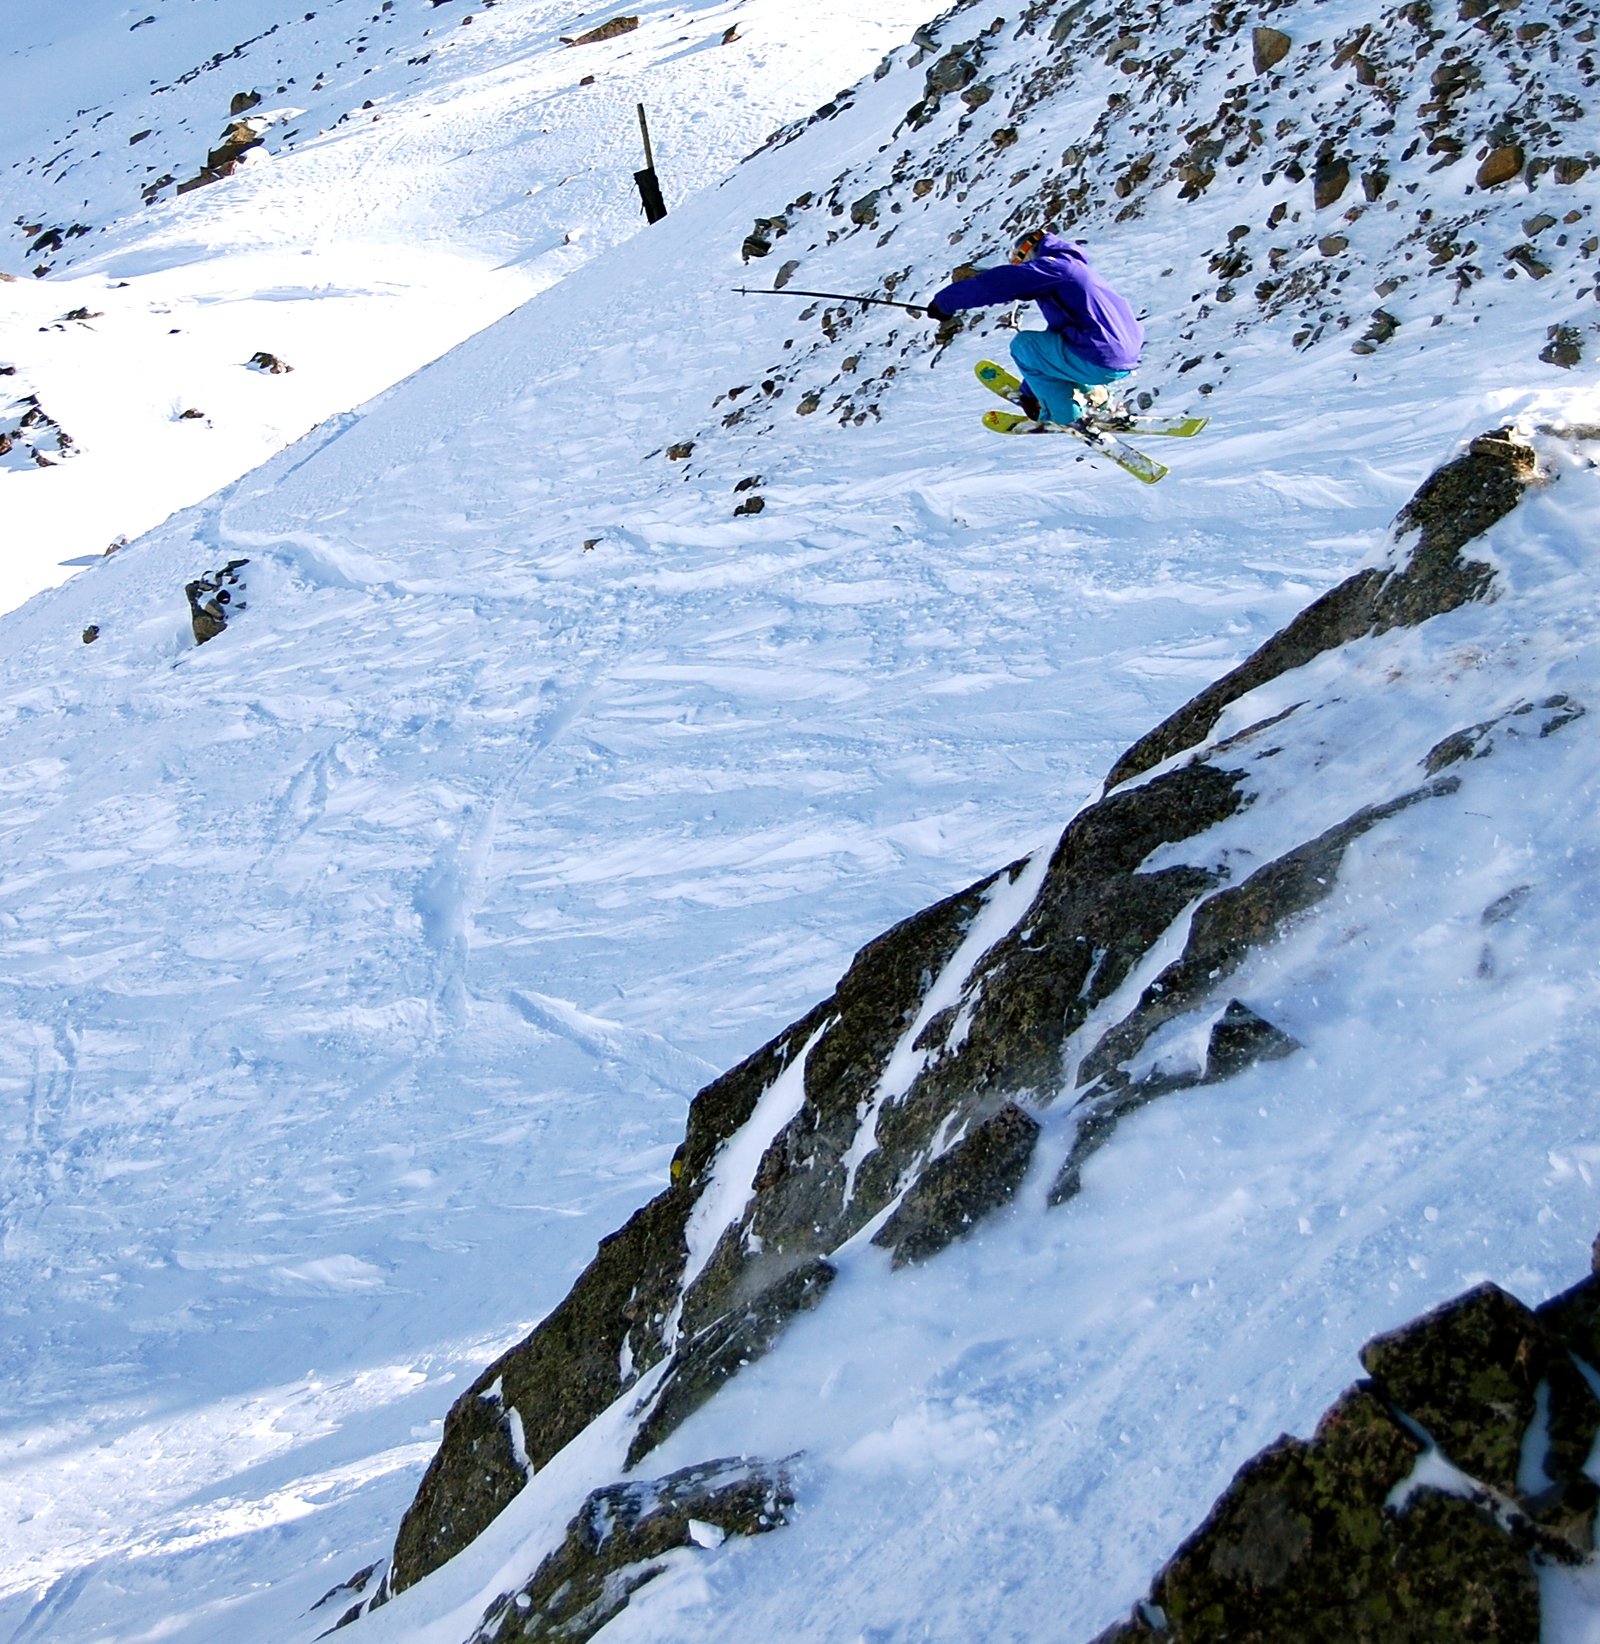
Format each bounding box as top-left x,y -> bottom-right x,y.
982,408 -> 1169,485
974,359 -> 1208,437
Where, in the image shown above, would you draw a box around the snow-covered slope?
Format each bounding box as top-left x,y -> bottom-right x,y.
0,0 -> 933,613
1,0 -> 1598,1638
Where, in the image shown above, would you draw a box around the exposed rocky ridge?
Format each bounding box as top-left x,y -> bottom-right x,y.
377,420 -> 1565,1636
461,1457 -> 793,1644
690,0 -> 1597,456
1104,426 -> 1530,789
1089,1252 -> 1600,1643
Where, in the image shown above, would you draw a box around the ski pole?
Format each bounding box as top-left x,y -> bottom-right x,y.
733,285 -> 930,314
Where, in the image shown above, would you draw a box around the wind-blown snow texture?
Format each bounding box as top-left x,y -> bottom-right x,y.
2,0 -> 1599,1639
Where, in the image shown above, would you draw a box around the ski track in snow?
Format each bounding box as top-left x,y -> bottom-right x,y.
4,0 -> 1600,1639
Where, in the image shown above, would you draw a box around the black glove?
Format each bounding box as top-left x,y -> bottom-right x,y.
923,298 -> 952,323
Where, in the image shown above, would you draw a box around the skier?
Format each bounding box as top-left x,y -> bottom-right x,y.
924,229 -> 1144,426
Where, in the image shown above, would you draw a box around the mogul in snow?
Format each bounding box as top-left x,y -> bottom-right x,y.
925,228 -> 1145,426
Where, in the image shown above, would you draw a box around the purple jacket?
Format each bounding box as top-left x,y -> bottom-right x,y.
932,235 -> 1144,371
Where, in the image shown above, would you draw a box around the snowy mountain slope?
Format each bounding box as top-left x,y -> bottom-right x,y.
0,0 -> 1597,1639
344,421 -> 1600,1644
0,0 -> 935,612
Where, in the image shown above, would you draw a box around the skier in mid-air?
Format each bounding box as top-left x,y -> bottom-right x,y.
924,228 -> 1145,426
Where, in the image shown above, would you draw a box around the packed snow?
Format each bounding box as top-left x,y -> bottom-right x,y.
3,0 -> 1600,1640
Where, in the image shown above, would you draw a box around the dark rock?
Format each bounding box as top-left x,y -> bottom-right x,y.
1313,156 -> 1351,209
741,216 -> 786,261
1360,1281 -> 1600,1507
559,15 -> 638,46
626,1260 -> 835,1467
1423,695 -> 1585,775
1476,143 -> 1525,187
390,1189 -> 687,1593
1351,308 -> 1400,354
1541,324 -> 1583,368
1203,1001 -> 1301,1081
1252,26 -> 1292,73
184,558 -> 249,646
314,1558 -> 383,1626
850,190 -> 881,227
872,1102 -> 1041,1268
1092,1384 -> 1539,1643
81,625 -> 100,645
177,117 -> 266,194
925,45 -> 980,97
471,1457 -> 793,1644
247,350 -> 292,373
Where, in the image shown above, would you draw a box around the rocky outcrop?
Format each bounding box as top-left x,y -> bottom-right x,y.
1104,429 -> 1532,789
466,1458 -> 793,1644
381,430 -> 1553,1631
1089,1258 -> 1600,1643
176,113 -> 269,196
558,15 -> 638,47
185,559 -> 249,645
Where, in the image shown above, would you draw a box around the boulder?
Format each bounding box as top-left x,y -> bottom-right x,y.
468,1458 -> 793,1644
873,1102 -> 1041,1267
1476,144 -> 1524,187
1252,27 -> 1292,73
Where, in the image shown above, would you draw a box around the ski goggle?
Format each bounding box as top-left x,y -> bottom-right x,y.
1011,230 -> 1045,263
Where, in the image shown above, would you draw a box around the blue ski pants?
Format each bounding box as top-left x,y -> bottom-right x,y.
1010,329 -> 1131,424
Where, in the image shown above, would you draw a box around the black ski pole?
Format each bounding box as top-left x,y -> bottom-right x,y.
733,285 -> 930,314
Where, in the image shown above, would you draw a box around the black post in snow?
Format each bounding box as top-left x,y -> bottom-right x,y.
634,104 -> 667,224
